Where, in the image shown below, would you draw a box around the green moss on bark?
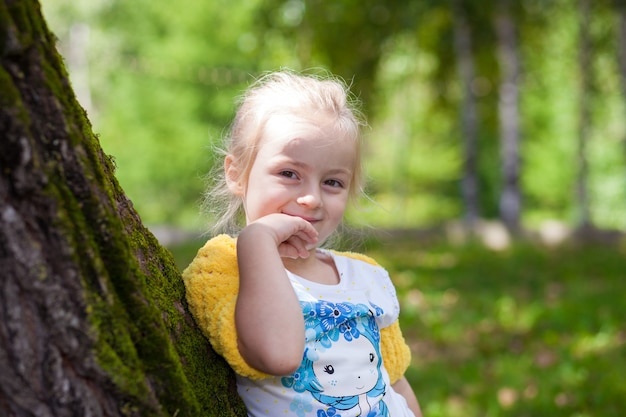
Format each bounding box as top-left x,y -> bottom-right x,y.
0,67 -> 20,107
2,0 -> 247,415
4,0 -> 33,49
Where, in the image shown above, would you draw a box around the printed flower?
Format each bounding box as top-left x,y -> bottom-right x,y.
282,370 -> 306,393
317,302 -> 353,332
302,302 -> 319,329
338,318 -> 360,341
319,327 -> 340,346
290,394 -> 313,417
317,407 -> 341,417
305,328 -> 318,343
305,322 -> 338,348
283,364 -> 320,393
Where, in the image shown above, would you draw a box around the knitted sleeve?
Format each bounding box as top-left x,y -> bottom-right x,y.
182,234 -> 270,380
380,320 -> 412,384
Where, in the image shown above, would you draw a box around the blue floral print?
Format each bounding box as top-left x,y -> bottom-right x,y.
317,407 -> 341,417
317,302 -> 353,333
290,394 -> 313,417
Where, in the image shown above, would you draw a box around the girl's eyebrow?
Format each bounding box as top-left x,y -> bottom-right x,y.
279,158 -> 352,176
269,155 -> 304,168
326,167 -> 352,177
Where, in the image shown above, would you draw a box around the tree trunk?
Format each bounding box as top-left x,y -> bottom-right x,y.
0,1 -> 246,416
576,0 -> 593,228
452,0 -> 480,231
615,0 -> 626,211
495,0 -> 522,234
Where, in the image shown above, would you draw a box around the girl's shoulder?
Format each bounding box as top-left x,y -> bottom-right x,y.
329,249 -> 380,267
184,234 -> 237,273
328,250 -> 394,290
182,234 -> 239,291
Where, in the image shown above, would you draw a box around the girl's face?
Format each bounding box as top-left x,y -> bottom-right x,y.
235,115 -> 356,244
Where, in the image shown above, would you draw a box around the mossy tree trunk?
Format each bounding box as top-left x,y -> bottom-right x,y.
0,1 -> 246,416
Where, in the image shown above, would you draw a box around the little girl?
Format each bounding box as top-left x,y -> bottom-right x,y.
183,70 -> 422,417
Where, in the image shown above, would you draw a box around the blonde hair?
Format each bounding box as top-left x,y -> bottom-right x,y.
203,69 -> 366,235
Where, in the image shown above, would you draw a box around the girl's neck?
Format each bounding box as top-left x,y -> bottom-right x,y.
282,250 -> 340,285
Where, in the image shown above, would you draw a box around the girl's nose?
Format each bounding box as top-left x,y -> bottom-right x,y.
297,191 -> 322,208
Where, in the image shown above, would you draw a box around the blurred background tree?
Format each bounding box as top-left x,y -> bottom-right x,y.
41,0 -> 626,234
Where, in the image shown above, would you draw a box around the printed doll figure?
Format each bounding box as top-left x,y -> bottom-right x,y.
286,301 -> 388,416
183,70 -> 423,417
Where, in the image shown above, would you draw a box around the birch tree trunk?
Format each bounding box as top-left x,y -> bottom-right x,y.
576,0 -> 593,228
615,0 -> 626,210
452,0 -> 480,231
495,0 -> 522,234
0,1 -> 246,416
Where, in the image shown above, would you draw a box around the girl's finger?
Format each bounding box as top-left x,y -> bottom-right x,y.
280,235 -> 313,259
277,243 -> 301,259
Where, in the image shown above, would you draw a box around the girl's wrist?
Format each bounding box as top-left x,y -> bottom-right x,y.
239,222 -> 281,247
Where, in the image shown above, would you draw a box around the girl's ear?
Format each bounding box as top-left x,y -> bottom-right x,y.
224,155 -> 244,196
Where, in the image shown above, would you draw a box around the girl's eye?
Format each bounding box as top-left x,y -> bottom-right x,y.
324,179 -> 344,188
323,365 -> 335,374
279,170 -> 298,179
369,353 -> 375,363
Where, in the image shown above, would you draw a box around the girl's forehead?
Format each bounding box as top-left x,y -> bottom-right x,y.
260,114 -> 356,149
260,131 -> 357,167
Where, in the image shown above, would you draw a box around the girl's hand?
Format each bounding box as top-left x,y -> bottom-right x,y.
241,213 -> 319,259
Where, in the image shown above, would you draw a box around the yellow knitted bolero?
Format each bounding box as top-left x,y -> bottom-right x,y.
182,234 -> 412,383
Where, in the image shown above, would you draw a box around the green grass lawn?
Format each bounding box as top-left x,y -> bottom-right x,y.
170,235 -> 626,417
363,236 -> 626,417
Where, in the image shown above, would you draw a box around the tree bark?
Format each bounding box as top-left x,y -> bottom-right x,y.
495,0 -> 522,234
615,0 -> 626,212
0,1 -> 246,416
576,0 -> 593,228
452,0 -> 480,231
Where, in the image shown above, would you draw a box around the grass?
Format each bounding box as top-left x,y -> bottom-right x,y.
363,236 -> 626,417
169,235 -> 626,417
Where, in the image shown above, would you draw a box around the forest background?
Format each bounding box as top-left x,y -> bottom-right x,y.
41,0 -> 626,240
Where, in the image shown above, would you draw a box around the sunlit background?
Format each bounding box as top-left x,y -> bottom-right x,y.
41,0 -> 625,239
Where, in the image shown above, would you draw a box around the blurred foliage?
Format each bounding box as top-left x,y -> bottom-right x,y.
366,235 -> 626,417
41,0 -> 626,231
